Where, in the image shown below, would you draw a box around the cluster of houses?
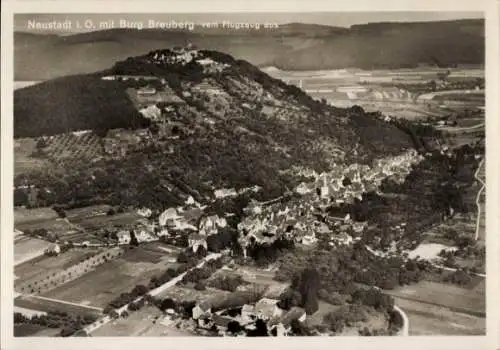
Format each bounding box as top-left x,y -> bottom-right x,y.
235,150 -> 423,252
190,290 -> 307,336
112,196 -> 229,253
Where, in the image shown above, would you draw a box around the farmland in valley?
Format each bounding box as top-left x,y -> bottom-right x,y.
14,323 -> 60,337
15,218 -> 78,237
42,132 -> 104,162
393,297 -> 485,335
386,280 -> 485,317
14,236 -> 53,265
69,211 -> 142,231
14,138 -> 50,174
42,244 -> 181,308
14,295 -> 102,318
15,248 -> 103,287
15,207 -> 59,225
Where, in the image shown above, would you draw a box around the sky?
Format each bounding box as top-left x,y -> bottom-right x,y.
14,12 -> 483,35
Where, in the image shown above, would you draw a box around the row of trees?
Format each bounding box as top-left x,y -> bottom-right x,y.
104,284 -> 150,311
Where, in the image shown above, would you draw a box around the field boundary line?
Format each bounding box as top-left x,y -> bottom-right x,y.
28,295 -> 104,312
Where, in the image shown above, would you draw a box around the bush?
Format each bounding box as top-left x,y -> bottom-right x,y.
444,269 -> 472,287
318,289 -> 343,305
194,281 -> 206,291
160,298 -> 177,311
207,275 -> 245,292
227,321 -> 242,334
60,326 -> 77,337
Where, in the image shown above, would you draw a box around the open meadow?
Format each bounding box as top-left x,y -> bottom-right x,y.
14,324 -> 61,337
14,236 -> 53,266
393,297 -> 485,335
15,207 -> 59,225
14,295 -> 102,318
386,280 -> 485,317
68,210 -> 142,231
15,216 -> 78,238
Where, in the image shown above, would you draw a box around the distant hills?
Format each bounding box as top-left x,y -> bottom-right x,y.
15,19 -> 484,81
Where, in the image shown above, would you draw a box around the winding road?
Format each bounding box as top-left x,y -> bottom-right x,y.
394,305 -> 409,336
474,158 -> 485,241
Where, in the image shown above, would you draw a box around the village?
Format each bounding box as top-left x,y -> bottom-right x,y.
13,137 -> 426,338
11,29 -> 486,338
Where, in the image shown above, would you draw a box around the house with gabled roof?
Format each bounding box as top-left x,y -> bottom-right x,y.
254,298 -> 283,320
116,230 -> 131,245
268,307 -> 306,336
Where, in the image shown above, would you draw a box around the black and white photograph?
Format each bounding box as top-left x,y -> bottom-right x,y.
2,2 -> 498,346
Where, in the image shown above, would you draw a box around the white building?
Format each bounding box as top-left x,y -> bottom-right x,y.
116,231 -> 131,245
192,304 -> 211,320
157,228 -> 170,237
45,243 -> 61,255
134,229 -> 155,243
137,207 -> 152,218
199,215 -> 228,236
159,208 -> 182,227
254,298 -> 283,320
188,234 -> 208,253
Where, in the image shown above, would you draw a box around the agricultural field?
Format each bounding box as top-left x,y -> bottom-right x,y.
15,248 -> 102,284
14,236 -> 52,265
14,138 -> 50,175
385,280 -> 485,317
141,241 -> 183,256
42,245 -> 180,308
68,210 -> 141,231
65,205 -> 113,220
14,323 -> 60,337
14,295 -> 102,318
41,132 -> 103,162
393,297 -> 485,335
17,219 -> 78,238
15,207 -> 59,225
